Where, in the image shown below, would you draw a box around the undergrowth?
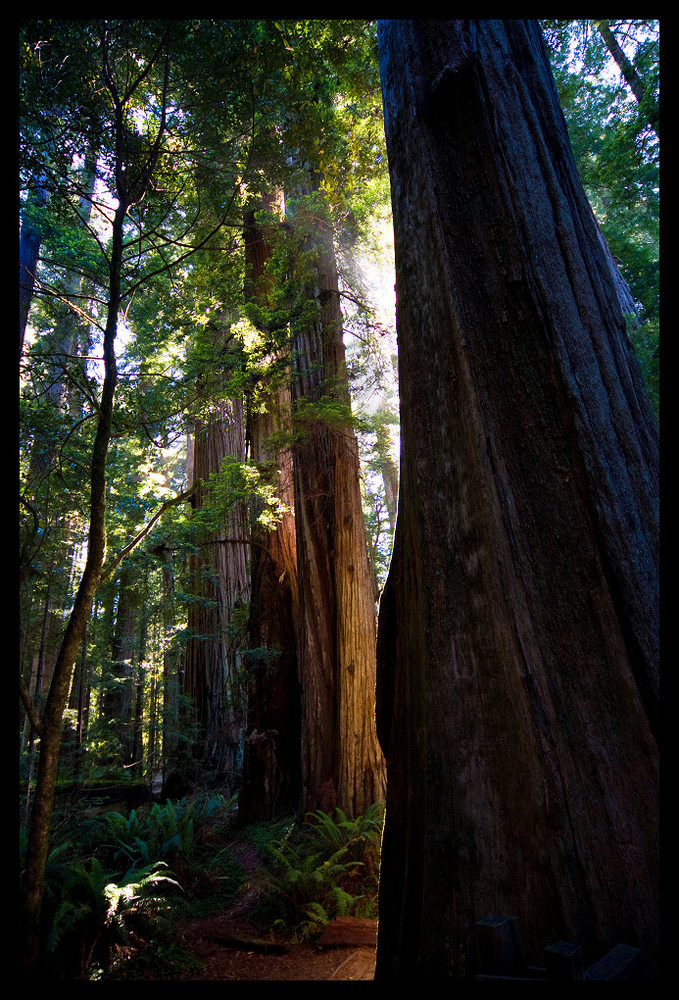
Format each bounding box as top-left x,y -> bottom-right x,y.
25,790 -> 244,979
22,793 -> 385,978
249,801 -> 385,942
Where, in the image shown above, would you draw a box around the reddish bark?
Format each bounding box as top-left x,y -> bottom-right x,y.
289,195 -> 385,817
375,18 -> 658,980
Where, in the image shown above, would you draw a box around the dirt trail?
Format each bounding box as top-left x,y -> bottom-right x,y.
171,836 -> 377,980
175,913 -> 376,980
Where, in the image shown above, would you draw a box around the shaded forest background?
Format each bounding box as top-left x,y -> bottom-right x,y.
19,19 -> 659,980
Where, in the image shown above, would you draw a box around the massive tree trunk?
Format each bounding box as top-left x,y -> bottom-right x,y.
375,19 -> 659,981
288,188 -> 385,817
239,203 -> 302,823
184,404 -> 250,793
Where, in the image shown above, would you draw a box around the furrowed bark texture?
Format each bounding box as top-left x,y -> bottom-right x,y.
375,19 -> 659,980
290,199 -> 385,817
184,405 -> 250,792
239,204 -> 302,823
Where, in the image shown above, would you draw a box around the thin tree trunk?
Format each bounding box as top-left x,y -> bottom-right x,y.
101,563 -> 138,767
375,18 -> 658,980
154,543 -> 181,784
21,195 -> 126,972
21,28 -> 172,961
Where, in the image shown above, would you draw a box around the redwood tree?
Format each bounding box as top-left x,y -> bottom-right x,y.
375,19 -> 659,980
20,22 -> 173,971
184,400 -> 250,792
239,199 -> 302,823
288,185 -> 386,817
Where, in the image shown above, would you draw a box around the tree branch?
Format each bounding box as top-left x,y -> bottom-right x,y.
20,675 -> 45,738
100,483 -> 198,581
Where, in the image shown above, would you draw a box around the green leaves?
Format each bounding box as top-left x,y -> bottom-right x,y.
541,19 -> 659,413
254,802 -> 385,939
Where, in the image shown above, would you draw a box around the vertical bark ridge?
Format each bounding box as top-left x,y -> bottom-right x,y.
375,18 -> 658,979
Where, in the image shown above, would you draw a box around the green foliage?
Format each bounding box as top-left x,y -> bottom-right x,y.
189,456 -> 291,541
27,790 -> 246,976
95,793 -> 234,876
541,19 -> 659,410
627,315 -> 659,418
252,803 -> 384,941
43,855 -> 178,979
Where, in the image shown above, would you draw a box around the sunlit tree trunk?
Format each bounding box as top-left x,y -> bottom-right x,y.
239,201 -> 302,823
288,185 -> 385,817
375,18 -> 659,980
184,403 -> 250,793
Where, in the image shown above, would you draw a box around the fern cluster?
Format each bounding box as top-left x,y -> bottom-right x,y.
43,855 -> 178,979
254,802 -> 384,941
34,791 -> 242,978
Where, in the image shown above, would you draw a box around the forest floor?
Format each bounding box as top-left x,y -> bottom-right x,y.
136,837 -> 377,981
172,911 -> 376,980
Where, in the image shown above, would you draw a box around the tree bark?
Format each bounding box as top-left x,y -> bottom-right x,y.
184,403 -> 250,792
288,188 -> 385,817
375,18 -> 658,980
239,203 -> 302,823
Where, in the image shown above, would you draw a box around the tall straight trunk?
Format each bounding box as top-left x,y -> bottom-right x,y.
375,19 -> 658,980
67,622 -> 90,783
101,563 -> 138,767
154,543 -> 181,782
19,175 -> 49,354
239,202 -> 301,823
288,187 -> 385,817
184,403 -> 250,792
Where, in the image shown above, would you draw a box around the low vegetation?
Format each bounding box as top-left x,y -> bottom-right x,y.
20,791 -> 385,980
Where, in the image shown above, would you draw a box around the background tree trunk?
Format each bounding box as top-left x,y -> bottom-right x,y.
184,405 -> 250,793
375,18 -> 658,980
100,563 -> 138,768
239,202 -> 302,823
288,187 -> 385,817
19,175 -> 49,354
20,196 -> 126,973
593,19 -> 659,137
